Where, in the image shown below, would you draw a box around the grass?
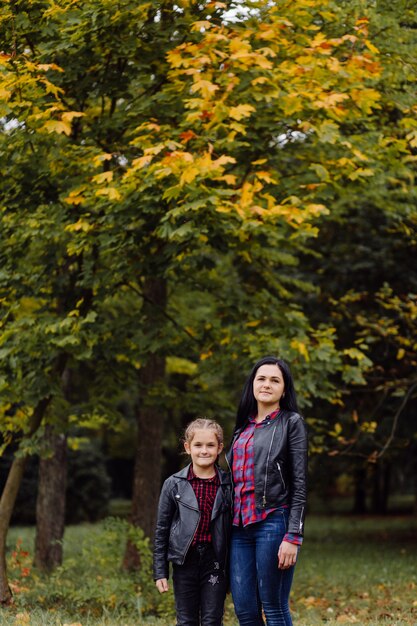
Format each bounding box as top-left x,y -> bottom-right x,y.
2,514 -> 417,625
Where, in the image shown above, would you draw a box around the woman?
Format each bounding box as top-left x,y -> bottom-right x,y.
226,356 -> 308,626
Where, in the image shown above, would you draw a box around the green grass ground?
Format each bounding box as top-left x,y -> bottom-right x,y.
2,514 -> 417,625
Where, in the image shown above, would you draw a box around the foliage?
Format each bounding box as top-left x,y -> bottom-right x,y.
297,0 -> 417,479
0,0 -> 388,443
4,515 -> 417,624
7,517 -> 173,619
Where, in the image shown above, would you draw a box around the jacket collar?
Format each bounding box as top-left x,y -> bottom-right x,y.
173,462 -> 231,486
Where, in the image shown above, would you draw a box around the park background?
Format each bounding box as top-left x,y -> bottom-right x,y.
0,0 -> 416,624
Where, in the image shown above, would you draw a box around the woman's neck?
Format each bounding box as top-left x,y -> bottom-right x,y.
255,403 -> 279,423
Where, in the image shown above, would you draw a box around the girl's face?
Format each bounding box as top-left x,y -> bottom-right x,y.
253,363 -> 285,409
184,429 -> 223,472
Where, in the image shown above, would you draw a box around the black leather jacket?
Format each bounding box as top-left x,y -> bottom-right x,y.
153,464 -> 232,580
225,410 -> 308,535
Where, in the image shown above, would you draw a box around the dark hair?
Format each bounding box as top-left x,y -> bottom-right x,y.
235,356 -> 299,430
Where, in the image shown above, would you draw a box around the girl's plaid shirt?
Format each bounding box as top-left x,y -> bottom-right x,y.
188,465 -> 220,545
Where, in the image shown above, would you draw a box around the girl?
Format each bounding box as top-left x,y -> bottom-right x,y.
153,418 -> 232,626
226,356 -> 308,626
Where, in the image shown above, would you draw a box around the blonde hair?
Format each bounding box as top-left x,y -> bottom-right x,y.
183,418 -> 224,446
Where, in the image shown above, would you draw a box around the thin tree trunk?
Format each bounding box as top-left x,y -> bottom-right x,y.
352,466 -> 367,514
34,427 -> 67,572
0,458 -> 27,605
371,460 -> 391,514
0,396 -> 51,605
123,277 -> 166,571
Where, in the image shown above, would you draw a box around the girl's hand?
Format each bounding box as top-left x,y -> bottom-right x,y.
156,578 -> 169,593
278,540 -> 298,569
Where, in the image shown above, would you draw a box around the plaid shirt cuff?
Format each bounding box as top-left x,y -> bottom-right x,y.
283,532 -> 303,546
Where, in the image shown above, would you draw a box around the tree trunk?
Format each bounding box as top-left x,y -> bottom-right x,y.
34,427 -> 67,572
371,460 -> 391,514
0,393 -> 53,604
0,458 -> 27,605
352,466 -> 368,514
123,277 -> 167,571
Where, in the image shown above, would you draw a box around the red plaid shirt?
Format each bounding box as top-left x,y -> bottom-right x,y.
188,465 -> 220,545
232,411 -> 302,546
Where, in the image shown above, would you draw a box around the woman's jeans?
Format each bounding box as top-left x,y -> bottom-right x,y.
172,543 -> 227,626
230,510 -> 295,626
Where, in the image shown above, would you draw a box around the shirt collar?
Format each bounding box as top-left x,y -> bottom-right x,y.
249,408 -> 281,424
188,465 -> 218,482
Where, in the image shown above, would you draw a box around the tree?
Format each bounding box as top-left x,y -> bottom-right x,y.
1,0 -> 385,599
297,0 -> 417,509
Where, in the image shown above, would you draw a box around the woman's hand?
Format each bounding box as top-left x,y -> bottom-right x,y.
155,578 -> 169,593
278,540 -> 298,569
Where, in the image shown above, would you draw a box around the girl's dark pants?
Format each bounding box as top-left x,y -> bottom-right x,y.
173,543 -> 227,626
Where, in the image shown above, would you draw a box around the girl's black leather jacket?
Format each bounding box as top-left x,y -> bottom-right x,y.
153,464 -> 232,580
225,410 -> 308,536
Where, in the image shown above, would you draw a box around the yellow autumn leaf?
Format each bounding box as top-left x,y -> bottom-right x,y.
63,187 -> 86,205
191,20 -> 212,31
92,171 -> 114,184
229,39 -> 252,56
314,93 -> 349,109
64,194 -> 84,206
191,79 -> 219,98
167,47 -> 187,68
37,63 -> 64,72
180,166 -> 199,185
360,421 -> 377,434
92,152 -> 113,166
290,339 -> 310,361
281,95 -> 303,116
240,181 -> 254,208
43,120 -> 72,135
218,174 -> 237,185
132,154 -> 153,169
364,39 -> 380,54
397,348 -> 405,360
0,87 -> 11,100
256,171 -> 277,184
207,1 -> 227,8
310,32 -> 328,47
229,104 -> 255,121
213,154 -> 236,167
251,76 -> 268,85
305,203 -> 329,217
61,111 -> 85,123
65,219 -> 92,233
95,187 -> 121,201
253,54 -> 273,69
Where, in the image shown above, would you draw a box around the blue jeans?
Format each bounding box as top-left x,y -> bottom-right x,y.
230,510 -> 295,626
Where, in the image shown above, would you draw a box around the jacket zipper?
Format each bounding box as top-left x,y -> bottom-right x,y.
181,509 -> 200,565
262,424 -> 277,507
298,506 -> 304,533
277,461 -> 286,490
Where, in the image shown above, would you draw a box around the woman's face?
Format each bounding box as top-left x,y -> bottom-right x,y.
253,363 -> 285,409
